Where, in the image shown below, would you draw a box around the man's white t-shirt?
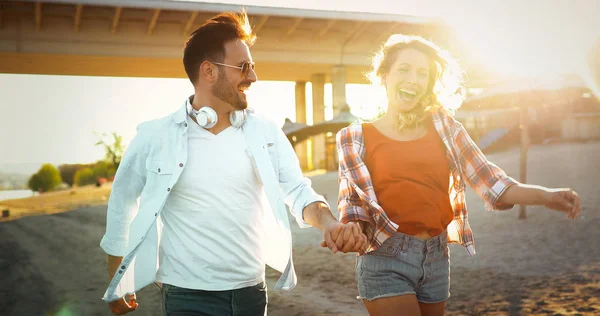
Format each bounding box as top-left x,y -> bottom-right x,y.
156,114 -> 265,290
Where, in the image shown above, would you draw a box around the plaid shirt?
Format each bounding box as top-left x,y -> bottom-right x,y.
336,110 -> 518,256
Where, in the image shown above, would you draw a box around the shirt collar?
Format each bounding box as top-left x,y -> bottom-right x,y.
172,95 -> 193,124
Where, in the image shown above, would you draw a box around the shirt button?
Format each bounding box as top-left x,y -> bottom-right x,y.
121,265 -> 125,269
179,163 -> 183,167
184,123 -> 188,127
118,271 -> 123,274
167,188 -> 171,192
158,168 -> 161,173
155,213 -> 158,216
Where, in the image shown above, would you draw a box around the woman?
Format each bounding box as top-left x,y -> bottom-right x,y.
336,34 -> 581,316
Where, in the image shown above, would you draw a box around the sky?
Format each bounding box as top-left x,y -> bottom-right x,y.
197,0 -> 600,77
1,0 -> 599,175
0,76 -> 298,173
0,74 -> 383,174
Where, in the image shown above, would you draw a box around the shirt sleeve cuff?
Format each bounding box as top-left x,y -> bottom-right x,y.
485,176 -> 518,211
296,194 -> 330,228
339,206 -> 374,225
100,235 -> 129,257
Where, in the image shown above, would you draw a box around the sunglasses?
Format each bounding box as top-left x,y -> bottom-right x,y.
212,61 -> 256,77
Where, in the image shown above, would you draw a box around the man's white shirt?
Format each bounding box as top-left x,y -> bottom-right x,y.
157,114 -> 265,291
100,98 -> 327,302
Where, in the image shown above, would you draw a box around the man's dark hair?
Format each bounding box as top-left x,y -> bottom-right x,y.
183,11 -> 256,84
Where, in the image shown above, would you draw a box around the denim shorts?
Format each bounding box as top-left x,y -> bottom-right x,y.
356,230 -> 450,303
161,282 -> 267,316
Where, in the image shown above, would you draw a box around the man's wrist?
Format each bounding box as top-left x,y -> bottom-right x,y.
303,201 -> 335,229
107,255 -> 124,282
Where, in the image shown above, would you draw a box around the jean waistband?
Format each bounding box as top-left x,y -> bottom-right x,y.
386,230 -> 448,252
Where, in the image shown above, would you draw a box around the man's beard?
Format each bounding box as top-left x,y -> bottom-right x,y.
212,69 -> 248,110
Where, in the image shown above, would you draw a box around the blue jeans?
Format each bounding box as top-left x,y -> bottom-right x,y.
356,230 -> 450,303
161,282 -> 267,316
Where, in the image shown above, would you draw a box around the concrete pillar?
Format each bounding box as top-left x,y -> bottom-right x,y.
518,106 -> 530,220
311,73 -> 326,170
294,81 -> 308,171
331,65 -> 347,116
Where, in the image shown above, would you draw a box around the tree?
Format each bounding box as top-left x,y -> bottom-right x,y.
95,132 -> 125,169
59,163 -> 93,187
28,163 -> 62,192
74,168 -> 96,186
92,161 -> 116,179
27,173 -> 43,192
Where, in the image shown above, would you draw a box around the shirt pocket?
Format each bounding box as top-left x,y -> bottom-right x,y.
145,158 -> 175,193
145,158 -> 174,175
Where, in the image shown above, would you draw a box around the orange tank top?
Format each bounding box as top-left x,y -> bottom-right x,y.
363,118 -> 453,237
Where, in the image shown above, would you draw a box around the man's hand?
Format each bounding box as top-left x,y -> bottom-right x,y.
301,201 -> 367,253
108,293 -> 138,315
543,188 -> 581,219
320,221 -> 367,253
107,255 -> 139,314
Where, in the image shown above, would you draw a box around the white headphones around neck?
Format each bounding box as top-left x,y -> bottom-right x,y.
186,96 -> 246,129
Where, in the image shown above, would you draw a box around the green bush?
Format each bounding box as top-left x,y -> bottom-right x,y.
74,168 -> 96,186
27,163 -> 63,192
27,173 -> 43,192
58,163 -> 93,187
92,161 -> 116,179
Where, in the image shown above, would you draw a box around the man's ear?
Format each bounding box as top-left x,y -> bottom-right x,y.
199,61 -> 217,82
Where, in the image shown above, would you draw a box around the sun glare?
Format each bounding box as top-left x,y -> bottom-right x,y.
447,6 -> 599,80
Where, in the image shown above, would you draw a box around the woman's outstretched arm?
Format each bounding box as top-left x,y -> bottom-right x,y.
498,184 -> 580,219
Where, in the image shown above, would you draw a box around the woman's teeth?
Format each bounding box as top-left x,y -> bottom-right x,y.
398,89 -> 417,101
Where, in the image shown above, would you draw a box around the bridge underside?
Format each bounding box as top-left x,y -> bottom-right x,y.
0,1 -> 485,83
0,52 -> 371,83
0,0 -> 495,171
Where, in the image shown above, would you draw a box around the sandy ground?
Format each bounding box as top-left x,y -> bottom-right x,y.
0,184 -> 112,223
1,141 -> 599,315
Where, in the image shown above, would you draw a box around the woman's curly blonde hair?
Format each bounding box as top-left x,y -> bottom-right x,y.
367,34 -> 465,129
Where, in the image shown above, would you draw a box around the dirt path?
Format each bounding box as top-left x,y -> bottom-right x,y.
0,206 -> 163,316
1,142 -> 599,315
270,141 -> 600,315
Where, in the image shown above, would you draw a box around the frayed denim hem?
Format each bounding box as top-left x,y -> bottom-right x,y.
357,291 -> 417,301
417,293 -> 451,304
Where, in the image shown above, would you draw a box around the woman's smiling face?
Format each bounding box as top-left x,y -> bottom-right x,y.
383,48 -> 431,112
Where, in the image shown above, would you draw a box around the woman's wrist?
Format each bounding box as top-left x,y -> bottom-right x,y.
501,183 -> 553,206
350,220 -> 367,232
537,187 -> 553,205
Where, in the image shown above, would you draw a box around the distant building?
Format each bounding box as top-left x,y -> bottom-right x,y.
459,75 -> 600,152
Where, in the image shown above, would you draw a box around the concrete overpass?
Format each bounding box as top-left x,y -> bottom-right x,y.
0,0 -> 482,170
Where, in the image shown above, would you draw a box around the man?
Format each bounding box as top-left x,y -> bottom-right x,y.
101,11 -> 367,316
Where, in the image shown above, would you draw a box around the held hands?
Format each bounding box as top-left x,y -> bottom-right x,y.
320,221 -> 368,253
543,188 -> 581,219
108,293 -> 138,315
